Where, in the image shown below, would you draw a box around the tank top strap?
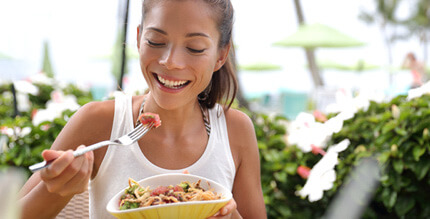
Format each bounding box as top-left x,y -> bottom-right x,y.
110,92 -> 134,140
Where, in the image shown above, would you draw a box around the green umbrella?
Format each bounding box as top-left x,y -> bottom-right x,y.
317,59 -> 380,71
274,23 -> 365,48
239,62 -> 282,71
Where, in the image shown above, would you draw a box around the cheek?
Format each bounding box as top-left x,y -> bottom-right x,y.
139,47 -> 158,71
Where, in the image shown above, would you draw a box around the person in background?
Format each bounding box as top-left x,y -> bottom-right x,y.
402,52 -> 427,88
17,0 -> 267,218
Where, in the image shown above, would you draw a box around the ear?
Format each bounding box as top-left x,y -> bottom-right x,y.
213,43 -> 231,72
137,25 -> 142,50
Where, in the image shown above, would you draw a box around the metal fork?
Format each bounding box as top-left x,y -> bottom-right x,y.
29,123 -> 154,172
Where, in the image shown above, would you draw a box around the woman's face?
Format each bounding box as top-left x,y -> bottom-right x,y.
137,0 -> 228,110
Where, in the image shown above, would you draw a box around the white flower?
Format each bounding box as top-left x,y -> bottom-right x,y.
0,126 -> 31,138
407,81 -> 430,100
323,110 -> 355,134
12,80 -> 39,112
1,126 -> 14,137
13,81 -> 39,95
32,90 -> 80,126
17,93 -> 31,112
325,88 -> 385,115
18,127 -> 32,137
287,111 -> 352,152
27,72 -> 55,85
297,139 -> 350,202
287,112 -> 332,152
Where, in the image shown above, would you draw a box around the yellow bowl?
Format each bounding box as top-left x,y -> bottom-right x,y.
106,173 -> 232,219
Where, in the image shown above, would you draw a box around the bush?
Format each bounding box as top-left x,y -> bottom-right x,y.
251,112 -> 331,218
330,94 -> 430,218
0,78 -> 92,177
251,93 -> 430,219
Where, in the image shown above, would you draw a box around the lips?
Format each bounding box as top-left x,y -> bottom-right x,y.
154,73 -> 190,89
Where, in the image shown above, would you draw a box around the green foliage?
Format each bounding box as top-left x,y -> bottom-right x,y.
0,80 -> 92,177
249,93 -> 430,218
249,112 -> 330,219
329,94 -> 430,218
0,111 -> 74,178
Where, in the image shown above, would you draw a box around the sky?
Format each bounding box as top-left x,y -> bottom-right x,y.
0,0 -> 427,97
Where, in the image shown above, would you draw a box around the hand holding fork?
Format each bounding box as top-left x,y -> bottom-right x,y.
29,123 -> 154,172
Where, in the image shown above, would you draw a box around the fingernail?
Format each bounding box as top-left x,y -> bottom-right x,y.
221,208 -> 228,215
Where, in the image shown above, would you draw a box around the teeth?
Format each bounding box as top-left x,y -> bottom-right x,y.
157,75 -> 187,88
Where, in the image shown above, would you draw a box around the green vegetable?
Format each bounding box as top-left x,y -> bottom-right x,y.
119,201 -> 139,210
179,182 -> 190,192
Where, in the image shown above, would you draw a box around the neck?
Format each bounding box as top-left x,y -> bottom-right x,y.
143,95 -> 206,138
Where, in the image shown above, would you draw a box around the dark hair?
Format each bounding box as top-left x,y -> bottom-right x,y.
141,0 -> 238,110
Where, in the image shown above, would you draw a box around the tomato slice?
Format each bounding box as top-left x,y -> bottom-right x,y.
151,186 -> 168,196
173,185 -> 184,192
139,112 -> 161,128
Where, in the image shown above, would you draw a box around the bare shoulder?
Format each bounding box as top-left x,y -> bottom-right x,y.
224,108 -> 255,138
224,108 -> 257,166
76,100 -> 115,124
51,100 -> 115,151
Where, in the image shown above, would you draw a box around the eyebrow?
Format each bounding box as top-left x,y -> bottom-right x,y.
186,32 -> 210,38
146,27 -> 167,35
145,27 -> 209,38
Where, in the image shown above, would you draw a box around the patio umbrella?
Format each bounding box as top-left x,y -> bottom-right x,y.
274,23 -> 366,87
239,62 -> 282,71
316,59 -> 380,72
274,23 -> 365,48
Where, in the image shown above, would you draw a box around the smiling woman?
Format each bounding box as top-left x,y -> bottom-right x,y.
17,0 -> 266,219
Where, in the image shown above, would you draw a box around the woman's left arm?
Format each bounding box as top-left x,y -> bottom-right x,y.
225,109 -> 267,219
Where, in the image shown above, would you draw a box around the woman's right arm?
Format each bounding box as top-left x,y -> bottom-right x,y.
18,101 -> 114,219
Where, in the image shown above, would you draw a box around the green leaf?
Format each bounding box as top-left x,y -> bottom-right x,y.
382,121 -> 397,134
274,171 -> 287,183
412,145 -> 426,161
285,162 -> 298,175
382,188 -> 397,208
394,196 -> 415,216
388,191 -> 397,209
413,158 -> 430,180
394,127 -> 407,136
392,160 -> 404,174
378,151 -> 391,164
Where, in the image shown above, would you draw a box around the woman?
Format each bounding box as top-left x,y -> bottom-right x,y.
18,0 -> 266,218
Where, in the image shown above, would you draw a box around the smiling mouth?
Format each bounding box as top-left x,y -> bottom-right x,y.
154,73 -> 190,89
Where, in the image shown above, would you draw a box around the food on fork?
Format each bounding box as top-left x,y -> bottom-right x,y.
119,178 -> 223,210
139,112 -> 161,128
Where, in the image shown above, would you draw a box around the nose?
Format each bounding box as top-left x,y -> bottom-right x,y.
159,46 -> 185,70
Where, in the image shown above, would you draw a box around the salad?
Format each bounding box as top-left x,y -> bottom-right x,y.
119,178 -> 223,210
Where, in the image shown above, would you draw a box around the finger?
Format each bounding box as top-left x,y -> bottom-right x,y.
220,199 -> 237,216
207,199 -> 236,219
60,152 -> 92,196
182,169 -> 190,174
41,150 -> 74,180
46,151 -> 87,196
86,149 -> 94,177
41,149 -> 63,162
44,150 -> 86,192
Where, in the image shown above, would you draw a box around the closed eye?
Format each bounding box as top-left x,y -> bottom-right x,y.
147,40 -> 165,47
187,47 -> 205,54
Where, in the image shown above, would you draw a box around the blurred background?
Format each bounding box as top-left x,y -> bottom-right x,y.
1,0 -> 429,119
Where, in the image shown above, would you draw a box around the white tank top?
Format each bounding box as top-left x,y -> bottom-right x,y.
88,92 -> 236,219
